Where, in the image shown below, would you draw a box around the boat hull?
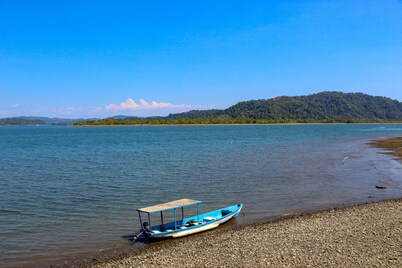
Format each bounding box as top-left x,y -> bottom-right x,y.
147,204 -> 243,239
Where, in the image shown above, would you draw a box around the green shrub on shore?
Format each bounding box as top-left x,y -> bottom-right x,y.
73,118 -> 402,126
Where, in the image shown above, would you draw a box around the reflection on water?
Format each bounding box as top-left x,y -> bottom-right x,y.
0,124 -> 401,267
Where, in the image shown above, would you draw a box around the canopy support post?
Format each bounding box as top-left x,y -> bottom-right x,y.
197,203 -> 200,222
148,213 -> 151,229
174,209 -> 177,230
161,211 -> 164,227
138,211 -> 143,230
182,207 -> 184,221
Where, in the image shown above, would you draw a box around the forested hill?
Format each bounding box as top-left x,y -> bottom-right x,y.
74,92 -> 402,125
167,92 -> 402,121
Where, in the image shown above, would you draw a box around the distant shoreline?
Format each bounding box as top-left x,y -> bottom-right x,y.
1,121 -> 402,127
72,122 -> 402,127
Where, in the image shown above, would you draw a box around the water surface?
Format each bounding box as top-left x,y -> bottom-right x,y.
0,124 -> 401,267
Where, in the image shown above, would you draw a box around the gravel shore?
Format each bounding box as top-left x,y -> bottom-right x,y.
89,199 -> 402,268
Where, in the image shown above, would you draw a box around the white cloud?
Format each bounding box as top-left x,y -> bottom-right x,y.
105,98 -> 190,111
105,98 -> 140,110
0,99 -> 209,118
139,99 -> 149,108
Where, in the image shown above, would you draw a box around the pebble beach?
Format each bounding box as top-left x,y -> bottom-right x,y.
85,198 -> 402,268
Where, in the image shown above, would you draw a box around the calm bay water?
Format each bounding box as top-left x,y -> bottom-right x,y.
1,124 -> 402,267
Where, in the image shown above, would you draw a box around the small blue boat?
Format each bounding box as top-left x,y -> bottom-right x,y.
135,199 -> 243,239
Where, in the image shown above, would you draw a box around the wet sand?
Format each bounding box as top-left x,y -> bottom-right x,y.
370,136 -> 402,161
83,199 -> 402,268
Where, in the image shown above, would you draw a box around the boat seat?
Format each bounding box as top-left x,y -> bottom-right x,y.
203,217 -> 216,221
221,209 -> 231,216
152,230 -> 161,234
178,226 -> 187,229
165,229 -> 173,232
186,219 -> 199,226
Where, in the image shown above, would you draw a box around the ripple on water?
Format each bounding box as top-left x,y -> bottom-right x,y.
0,124 -> 401,267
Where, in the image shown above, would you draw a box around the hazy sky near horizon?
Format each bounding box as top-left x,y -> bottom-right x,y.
1,0 -> 402,118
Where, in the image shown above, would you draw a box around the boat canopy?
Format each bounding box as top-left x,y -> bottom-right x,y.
137,198 -> 202,214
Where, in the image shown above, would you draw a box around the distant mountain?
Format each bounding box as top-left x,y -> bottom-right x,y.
0,117 -> 46,126
167,92 -> 402,121
109,115 -> 143,119
17,116 -> 80,125
0,116 -> 96,126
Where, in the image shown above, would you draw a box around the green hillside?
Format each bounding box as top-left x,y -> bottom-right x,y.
168,92 -> 402,121
74,92 -> 402,125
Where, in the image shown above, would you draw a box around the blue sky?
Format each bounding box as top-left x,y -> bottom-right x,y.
1,0 -> 402,118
